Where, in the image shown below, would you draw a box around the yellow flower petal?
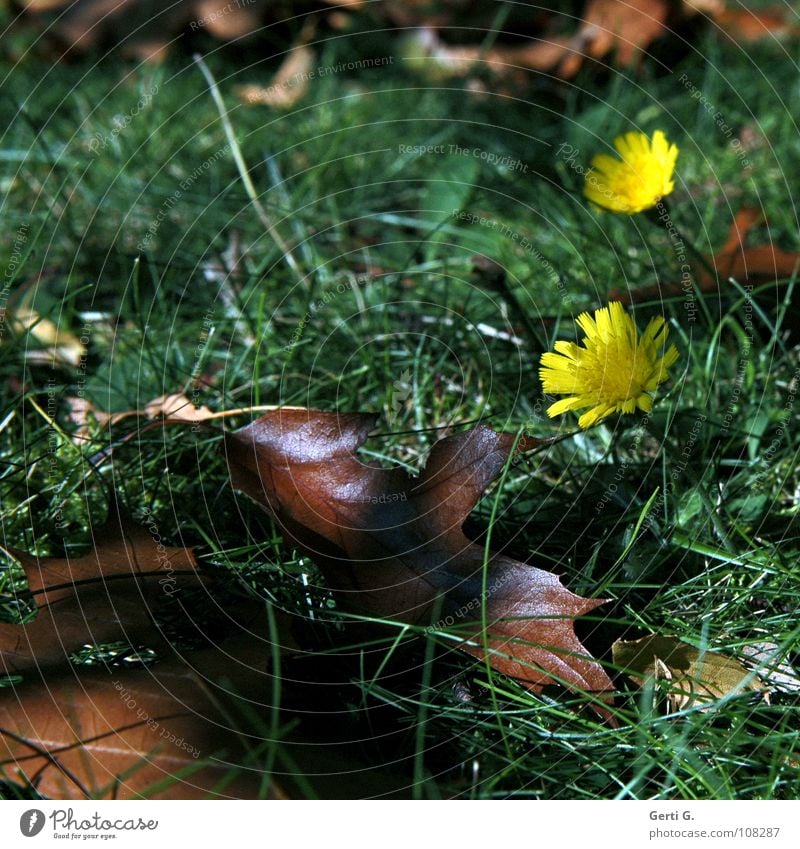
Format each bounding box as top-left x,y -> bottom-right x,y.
583,130 -> 679,214
538,302 -> 680,429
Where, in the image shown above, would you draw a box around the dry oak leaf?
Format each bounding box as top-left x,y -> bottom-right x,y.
225,409 -> 615,715
613,634 -> 761,712
0,639 -> 284,799
0,508 -> 202,676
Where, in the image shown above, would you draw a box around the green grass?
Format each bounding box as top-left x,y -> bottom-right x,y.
1,8 -> 799,799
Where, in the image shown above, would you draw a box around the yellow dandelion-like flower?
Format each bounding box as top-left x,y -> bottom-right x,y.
539,302 -> 680,429
584,130 -> 678,214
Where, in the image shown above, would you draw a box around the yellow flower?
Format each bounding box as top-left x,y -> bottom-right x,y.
539,302 -> 680,429
584,130 -> 678,214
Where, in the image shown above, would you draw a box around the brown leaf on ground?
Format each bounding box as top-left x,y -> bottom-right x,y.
235,45 -> 316,109
225,409 -> 615,717
0,638 -> 284,799
18,0 -> 272,60
711,207 -> 800,284
0,505 -> 202,675
21,1 -> 69,9
194,0 -> 262,39
398,1 -> 706,82
613,634 -> 761,712
713,6 -> 800,43
143,394 -> 215,422
399,27 -> 576,83
1,595 -> 414,799
610,207 -> 800,304
65,397 -> 117,437
683,0 -> 725,15
67,392 -> 216,442
557,0 -> 671,78
0,489 -> 301,799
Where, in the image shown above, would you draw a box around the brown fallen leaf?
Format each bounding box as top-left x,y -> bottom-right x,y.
398,1 -> 710,82
0,637 -> 283,799
557,0 -> 670,78
225,409 -> 615,716
0,505 -> 202,675
320,0 -> 363,8
713,6 -> 800,43
67,392 -> 216,442
18,0 -> 273,61
1,600 -> 422,799
613,634 -> 761,711
398,27 -> 588,82
235,45 -> 316,109
0,487 -> 301,799
66,396 -> 126,442
706,207 -> 800,288
194,0 -> 262,40
143,393 -> 215,422
0,504 -> 295,799
16,0 -> 731,74
611,207 -> 800,304
683,0 -> 725,14
20,1 -> 69,9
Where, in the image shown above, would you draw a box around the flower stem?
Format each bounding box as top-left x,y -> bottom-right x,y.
654,202 -> 718,277
471,255 -> 545,350
648,201 -> 715,324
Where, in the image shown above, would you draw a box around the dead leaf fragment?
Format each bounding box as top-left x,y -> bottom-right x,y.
712,207 -> 800,284
143,393 -> 215,422
560,0 -> 670,77
398,1 -> 687,82
0,640 -> 282,799
7,308 -> 86,367
611,207 -> 800,304
235,46 -> 316,109
714,6 -> 800,43
613,634 -> 761,711
225,409 -> 615,715
0,506 -> 202,675
67,392 -> 216,442
18,0 -> 273,60
0,492 -> 299,799
195,0 -> 262,39
65,396 -> 118,442
683,0 -> 725,15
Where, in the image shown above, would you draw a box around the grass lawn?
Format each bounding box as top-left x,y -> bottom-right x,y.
1,3 -> 799,799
